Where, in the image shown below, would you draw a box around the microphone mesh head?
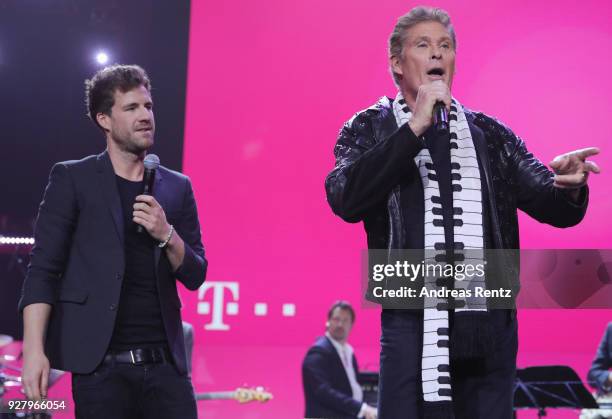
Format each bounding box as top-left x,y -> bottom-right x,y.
144,154 -> 160,170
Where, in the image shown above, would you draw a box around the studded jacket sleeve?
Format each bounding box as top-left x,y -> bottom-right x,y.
325,113 -> 423,223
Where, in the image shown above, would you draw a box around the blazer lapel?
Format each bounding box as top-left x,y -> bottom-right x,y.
324,337 -> 352,389
153,169 -> 165,269
96,151 -> 124,246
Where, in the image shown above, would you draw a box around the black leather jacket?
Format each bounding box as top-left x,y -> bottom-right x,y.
325,96 -> 588,252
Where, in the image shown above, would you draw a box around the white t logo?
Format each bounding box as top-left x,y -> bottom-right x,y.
197,281 -> 239,331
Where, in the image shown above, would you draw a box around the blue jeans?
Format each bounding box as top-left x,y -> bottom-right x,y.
378,309 -> 518,419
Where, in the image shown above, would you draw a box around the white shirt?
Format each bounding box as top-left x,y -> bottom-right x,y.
325,332 -> 367,417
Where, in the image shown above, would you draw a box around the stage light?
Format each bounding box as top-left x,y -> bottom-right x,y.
0,236 -> 35,245
96,51 -> 109,65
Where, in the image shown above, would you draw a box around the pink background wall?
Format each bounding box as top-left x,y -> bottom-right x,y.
2,0 -> 612,419
180,0 -> 612,417
16,1 -> 609,418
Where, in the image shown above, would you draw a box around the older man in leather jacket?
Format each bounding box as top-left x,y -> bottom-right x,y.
325,6 -> 599,419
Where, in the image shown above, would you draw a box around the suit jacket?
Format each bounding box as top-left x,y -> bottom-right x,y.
19,150 -> 207,375
588,322 -> 612,393
302,336 -> 362,419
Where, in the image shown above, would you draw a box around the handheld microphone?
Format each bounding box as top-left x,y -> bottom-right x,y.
433,102 -> 449,133
137,154 -> 160,234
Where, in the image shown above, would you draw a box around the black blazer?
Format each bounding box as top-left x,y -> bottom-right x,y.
588,322 -> 612,393
302,336 -> 362,419
19,151 -> 207,375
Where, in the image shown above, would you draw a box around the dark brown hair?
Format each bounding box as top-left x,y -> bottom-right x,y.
84,64 -> 151,130
327,300 -> 356,323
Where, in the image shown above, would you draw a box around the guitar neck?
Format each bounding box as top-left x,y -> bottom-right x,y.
194,387 -> 273,404
195,391 -> 236,401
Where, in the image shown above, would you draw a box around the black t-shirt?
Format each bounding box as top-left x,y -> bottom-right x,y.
109,175 -> 167,350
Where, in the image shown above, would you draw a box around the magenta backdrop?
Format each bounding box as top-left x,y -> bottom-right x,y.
177,1 -> 612,418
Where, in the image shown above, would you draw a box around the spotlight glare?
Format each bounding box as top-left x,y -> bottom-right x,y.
96,52 -> 109,65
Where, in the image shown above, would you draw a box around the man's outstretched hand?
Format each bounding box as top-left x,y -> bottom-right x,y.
549,147 -> 600,200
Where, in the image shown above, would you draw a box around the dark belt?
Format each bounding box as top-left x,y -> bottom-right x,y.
103,347 -> 171,365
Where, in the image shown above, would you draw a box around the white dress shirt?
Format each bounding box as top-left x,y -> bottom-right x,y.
326,332 -> 367,417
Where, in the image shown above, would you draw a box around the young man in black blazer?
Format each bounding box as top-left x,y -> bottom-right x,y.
19,64 -> 207,419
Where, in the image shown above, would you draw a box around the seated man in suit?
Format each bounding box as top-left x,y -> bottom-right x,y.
302,301 -> 377,419
588,322 -> 612,395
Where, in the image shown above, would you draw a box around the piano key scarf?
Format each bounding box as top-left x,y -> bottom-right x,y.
392,92 -> 494,419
